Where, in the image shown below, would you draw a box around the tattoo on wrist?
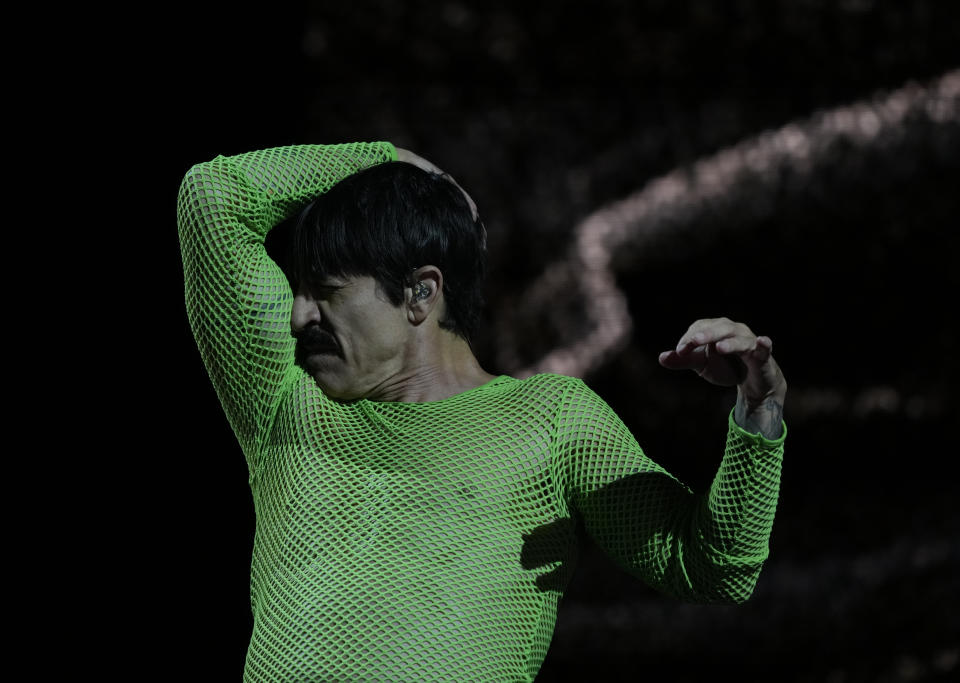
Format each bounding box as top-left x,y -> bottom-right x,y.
735,394 -> 784,440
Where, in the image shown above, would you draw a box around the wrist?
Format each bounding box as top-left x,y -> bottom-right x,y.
734,388 -> 785,440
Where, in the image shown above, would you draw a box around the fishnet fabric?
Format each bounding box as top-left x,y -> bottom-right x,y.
178,143 -> 786,683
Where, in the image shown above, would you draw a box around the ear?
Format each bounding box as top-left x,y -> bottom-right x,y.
405,265 -> 443,325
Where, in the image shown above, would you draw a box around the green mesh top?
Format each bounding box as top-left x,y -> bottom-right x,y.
178,142 -> 786,683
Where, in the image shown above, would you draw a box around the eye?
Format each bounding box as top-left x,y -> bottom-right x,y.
311,283 -> 344,300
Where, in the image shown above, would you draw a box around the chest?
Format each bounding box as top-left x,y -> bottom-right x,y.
257,404 -> 564,551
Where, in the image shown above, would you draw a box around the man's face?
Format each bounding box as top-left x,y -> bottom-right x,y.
291,275 -> 410,400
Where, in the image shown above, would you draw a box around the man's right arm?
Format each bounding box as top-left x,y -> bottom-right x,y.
177,143 -> 397,474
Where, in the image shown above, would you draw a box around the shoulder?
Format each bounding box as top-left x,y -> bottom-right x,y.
515,374 -> 630,434
496,372 -> 605,409
500,372 -> 581,393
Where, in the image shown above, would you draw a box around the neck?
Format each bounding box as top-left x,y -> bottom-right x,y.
367,333 -> 497,403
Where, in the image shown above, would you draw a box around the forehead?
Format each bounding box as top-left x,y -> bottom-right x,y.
300,274 -> 391,302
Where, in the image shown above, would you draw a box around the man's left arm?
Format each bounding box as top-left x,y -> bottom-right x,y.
562,318 -> 787,605
655,317 -> 788,601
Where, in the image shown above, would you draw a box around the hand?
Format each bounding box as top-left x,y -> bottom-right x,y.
395,147 -> 479,220
658,317 -> 787,437
395,147 -> 444,174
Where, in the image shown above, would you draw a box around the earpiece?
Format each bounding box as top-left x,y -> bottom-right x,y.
413,281 -> 430,301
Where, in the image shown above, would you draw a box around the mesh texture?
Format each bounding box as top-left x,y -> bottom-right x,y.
178,143 -> 786,683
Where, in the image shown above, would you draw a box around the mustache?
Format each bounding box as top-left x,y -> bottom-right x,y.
294,324 -> 341,362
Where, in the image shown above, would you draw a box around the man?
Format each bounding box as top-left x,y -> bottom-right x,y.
178,141 -> 786,682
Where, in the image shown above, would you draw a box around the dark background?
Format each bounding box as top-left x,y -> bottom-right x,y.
131,1 -> 959,680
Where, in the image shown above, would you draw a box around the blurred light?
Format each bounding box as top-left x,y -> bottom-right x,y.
552,537 -> 955,649
500,70 -> 960,380
771,385 -> 944,420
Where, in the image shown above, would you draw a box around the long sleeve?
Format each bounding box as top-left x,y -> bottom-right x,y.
177,142 -> 397,478
554,378 -> 785,604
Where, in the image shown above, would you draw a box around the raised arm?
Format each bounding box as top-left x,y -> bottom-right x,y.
177,143 -> 396,475
556,314 -> 788,603
555,378 -> 785,604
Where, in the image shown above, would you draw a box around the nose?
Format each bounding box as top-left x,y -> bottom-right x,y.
291,288 -> 322,334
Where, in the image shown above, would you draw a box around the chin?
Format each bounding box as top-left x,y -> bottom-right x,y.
300,355 -> 371,401
310,371 -> 363,401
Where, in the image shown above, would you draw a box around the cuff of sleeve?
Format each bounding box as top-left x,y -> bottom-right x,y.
385,142 -> 398,161
728,408 -> 787,448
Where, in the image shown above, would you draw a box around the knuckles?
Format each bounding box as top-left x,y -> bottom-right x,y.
684,317 -> 756,341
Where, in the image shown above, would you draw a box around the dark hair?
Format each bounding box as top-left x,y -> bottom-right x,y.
291,161 -> 487,341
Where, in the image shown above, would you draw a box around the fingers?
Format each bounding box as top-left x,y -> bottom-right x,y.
658,341 -> 743,370
750,335 -> 773,364
658,349 -> 691,369
396,148 -> 444,174
661,319 -> 773,367
396,148 -> 479,220
716,335 -> 770,364
659,343 -> 714,370
675,317 -> 746,352
443,173 -> 479,220
660,318 -> 782,393
658,341 -> 748,385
